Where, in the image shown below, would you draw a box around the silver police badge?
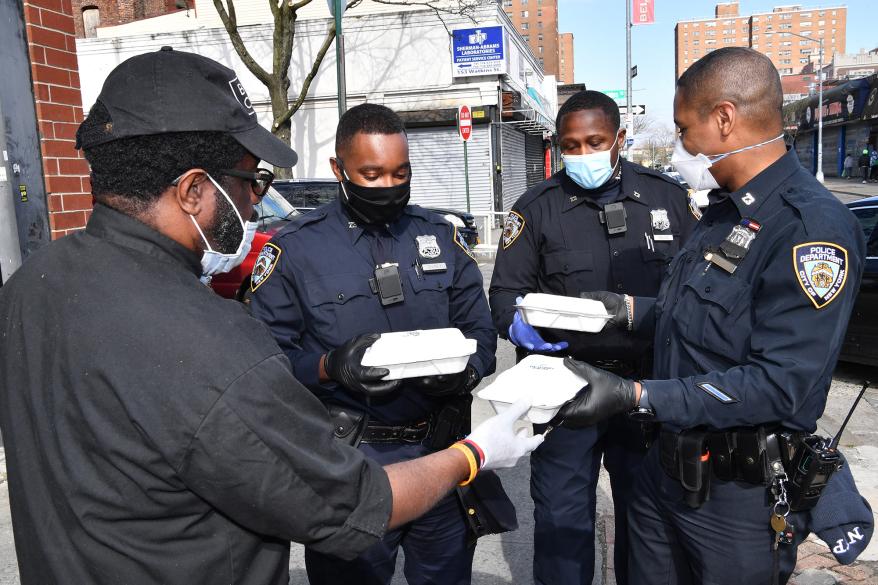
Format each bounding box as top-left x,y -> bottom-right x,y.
651,208 -> 671,231
416,235 -> 441,259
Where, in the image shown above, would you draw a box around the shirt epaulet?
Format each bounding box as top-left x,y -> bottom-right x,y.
630,163 -> 687,190
778,175 -> 852,238
404,205 -> 452,227
274,209 -> 328,240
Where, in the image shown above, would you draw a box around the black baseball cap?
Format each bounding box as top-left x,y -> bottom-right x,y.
75,46 -> 297,168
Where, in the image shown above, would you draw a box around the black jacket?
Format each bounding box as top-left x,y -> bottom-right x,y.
0,204 -> 391,585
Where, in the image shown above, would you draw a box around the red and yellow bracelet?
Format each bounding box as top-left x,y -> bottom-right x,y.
450,440 -> 484,486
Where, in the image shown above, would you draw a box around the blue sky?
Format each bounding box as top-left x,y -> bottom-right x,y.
557,0 -> 876,132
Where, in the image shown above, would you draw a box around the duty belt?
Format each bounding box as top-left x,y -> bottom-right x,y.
659,427 -> 804,508
360,419 -> 432,444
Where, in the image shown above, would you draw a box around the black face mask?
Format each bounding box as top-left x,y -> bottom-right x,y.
338,166 -> 411,225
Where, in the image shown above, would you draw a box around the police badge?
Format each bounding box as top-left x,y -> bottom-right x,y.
650,208 -> 671,231
793,242 -> 848,309
416,235 -> 441,259
250,243 -> 282,292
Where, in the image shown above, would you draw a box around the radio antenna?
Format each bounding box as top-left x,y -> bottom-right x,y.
829,380 -> 870,450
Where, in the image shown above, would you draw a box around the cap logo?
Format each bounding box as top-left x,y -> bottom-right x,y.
228,77 -> 255,116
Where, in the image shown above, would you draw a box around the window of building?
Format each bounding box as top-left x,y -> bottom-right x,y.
801,21 -> 812,27
521,10 -> 528,17
539,58 -> 544,67
693,30 -> 700,36
724,38 -> 735,44
706,39 -> 717,45
538,34 -> 543,41
524,35 -> 530,41
521,22 -> 528,30
780,13 -> 792,20
82,5 -> 100,38
800,58 -> 810,64
765,51 -> 773,56
779,50 -> 791,56
537,9 -> 542,16
801,48 -> 812,54
801,12 -> 811,17
685,59 -> 689,64
537,21 -> 543,29
706,21 -> 716,27
752,43 -> 759,48
780,68 -> 793,74
521,0 -> 528,4
706,30 -> 716,36
818,20 -> 825,26
502,0 -> 512,6
780,24 -> 792,30
693,40 -> 700,46
781,40 -> 791,45
538,46 -> 543,53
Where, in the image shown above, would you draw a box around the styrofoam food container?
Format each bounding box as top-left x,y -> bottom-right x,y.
477,355 -> 587,423
361,328 -> 477,381
516,293 -> 610,333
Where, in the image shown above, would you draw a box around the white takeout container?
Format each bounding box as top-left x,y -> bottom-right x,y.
477,355 -> 587,424
361,328 -> 477,380
516,293 -> 611,333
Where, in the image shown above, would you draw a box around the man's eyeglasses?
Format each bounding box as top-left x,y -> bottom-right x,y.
220,168 -> 275,197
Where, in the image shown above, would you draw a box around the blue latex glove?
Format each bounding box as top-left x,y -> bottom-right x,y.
508,297 -> 569,352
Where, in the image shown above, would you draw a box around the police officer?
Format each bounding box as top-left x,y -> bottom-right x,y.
249,103 -> 498,585
0,49 -> 540,585
556,48 -> 866,584
489,90 -> 696,585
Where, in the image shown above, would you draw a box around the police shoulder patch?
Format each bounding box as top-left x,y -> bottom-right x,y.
793,242 -> 848,309
250,243 -> 282,292
453,226 -> 475,261
502,211 -> 525,250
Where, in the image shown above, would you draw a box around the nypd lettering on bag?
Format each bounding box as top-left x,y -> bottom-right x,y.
793,242 -> 848,309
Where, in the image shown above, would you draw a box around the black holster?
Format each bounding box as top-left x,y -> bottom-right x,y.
327,404 -> 369,447
660,429 -> 712,509
427,393 -> 473,450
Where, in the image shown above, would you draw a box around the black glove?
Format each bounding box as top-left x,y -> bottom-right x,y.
579,290 -> 630,330
411,365 -> 480,397
324,333 -> 401,398
552,357 -> 637,428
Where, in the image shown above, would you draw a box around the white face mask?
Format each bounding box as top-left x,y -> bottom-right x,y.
671,133 -> 785,191
189,174 -> 258,277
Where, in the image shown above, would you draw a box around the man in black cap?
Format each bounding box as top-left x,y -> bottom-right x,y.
0,47 -> 541,585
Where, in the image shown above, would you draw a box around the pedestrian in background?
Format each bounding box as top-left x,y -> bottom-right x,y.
842,152 -> 853,179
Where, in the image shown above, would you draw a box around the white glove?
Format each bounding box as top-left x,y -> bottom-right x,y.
466,398 -> 545,470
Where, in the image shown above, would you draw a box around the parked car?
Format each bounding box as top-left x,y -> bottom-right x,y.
271,178 -> 481,247
209,186 -> 299,302
839,196 -> 878,366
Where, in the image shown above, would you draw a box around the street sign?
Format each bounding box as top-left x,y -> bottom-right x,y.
457,105 -> 473,141
619,104 -> 647,116
451,26 -> 507,78
626,137 -> 635,147
631,65 -> 638,78
601,89 -> 626,101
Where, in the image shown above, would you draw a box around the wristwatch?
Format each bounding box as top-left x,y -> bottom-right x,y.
628,382 -> 656,422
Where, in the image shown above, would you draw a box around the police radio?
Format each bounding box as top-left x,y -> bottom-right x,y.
782,381 -> 869,511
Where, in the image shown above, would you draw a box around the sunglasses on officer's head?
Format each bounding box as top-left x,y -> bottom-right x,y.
219,168 -> 275,198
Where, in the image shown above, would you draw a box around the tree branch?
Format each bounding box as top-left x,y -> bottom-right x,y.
213,0 -> 272,85
268,0 -> 279,20
273,22 -> 337,131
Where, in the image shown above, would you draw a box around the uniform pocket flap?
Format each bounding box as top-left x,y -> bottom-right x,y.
408,269 -> 453,293
306,274 -> 373,306
682,271 -> 750,313
543,251 -> 594,276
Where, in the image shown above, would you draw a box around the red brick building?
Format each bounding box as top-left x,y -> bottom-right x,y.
72,0 -> 187,38
23,0 -> 92,238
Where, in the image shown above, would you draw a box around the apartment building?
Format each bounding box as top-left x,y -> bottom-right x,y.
559,32 -> 574,83
675,2 -> 846,79
500,0 -> 561,77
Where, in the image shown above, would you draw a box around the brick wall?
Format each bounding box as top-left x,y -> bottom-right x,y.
23,0 -> 92,239
71,0 -> 185,38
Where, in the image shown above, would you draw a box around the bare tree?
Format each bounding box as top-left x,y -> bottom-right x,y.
213,0 -> 492,176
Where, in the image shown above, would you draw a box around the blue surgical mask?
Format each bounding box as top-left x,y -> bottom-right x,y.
562,130 -> 622,190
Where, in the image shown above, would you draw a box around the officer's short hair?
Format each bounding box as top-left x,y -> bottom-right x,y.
80,101 -> 246,214
677,47 -> 783,129
555,91 -> 621,135
335,103 -> 406,154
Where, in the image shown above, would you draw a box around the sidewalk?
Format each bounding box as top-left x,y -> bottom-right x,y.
824,177 -> 878,199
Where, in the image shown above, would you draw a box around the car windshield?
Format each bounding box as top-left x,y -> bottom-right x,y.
851,206 -> 878,257
273,181 -> 338,210
255,187 -> 299,226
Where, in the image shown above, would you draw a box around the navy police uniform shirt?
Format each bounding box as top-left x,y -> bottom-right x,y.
249,198 -> 497,425
639,149 -> 866,432
489,159 -> 697,361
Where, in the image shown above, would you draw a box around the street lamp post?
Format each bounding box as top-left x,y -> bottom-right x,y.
788,31 -> 824,183
330,0 -> 347,117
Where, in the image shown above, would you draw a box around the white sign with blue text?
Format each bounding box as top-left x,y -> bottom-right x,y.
451,26 -> 507,78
